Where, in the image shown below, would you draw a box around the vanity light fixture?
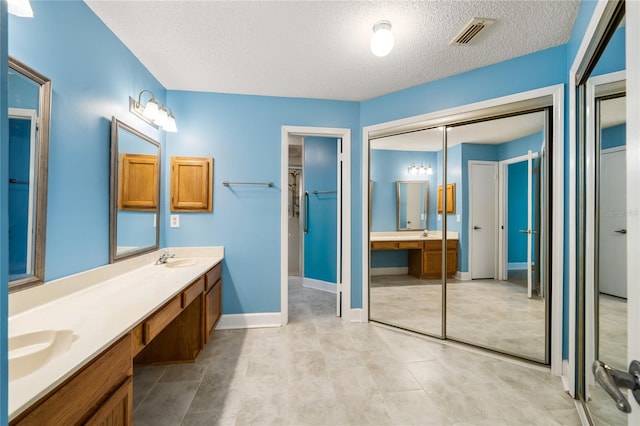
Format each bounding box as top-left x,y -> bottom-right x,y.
129,90 -> 178,132
408,162 -> 433,176
370,20 -> 394,57
8,0 -> 34,17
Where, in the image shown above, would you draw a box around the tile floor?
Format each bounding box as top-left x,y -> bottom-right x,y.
370,275 -> 546,361
132,279 -> 580,426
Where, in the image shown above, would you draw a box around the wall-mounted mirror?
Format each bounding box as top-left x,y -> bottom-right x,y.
110,118 -> 160,262
8,57 -> 51,292
396,180 -> 428,230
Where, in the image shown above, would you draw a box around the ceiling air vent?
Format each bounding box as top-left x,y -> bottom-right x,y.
449,18 -> 495,45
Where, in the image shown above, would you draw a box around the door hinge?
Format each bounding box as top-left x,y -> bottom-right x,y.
338,153 -> 344,162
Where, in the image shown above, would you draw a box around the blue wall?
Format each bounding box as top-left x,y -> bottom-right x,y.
8,118 -> 31,276
370,149 -> 437,232
601,123 -> 626,150
1,1 -> 9,422
9,0 -> 166,281
303,137 -> 338,284
508,161 -> 528,264
163,90 -> 359,314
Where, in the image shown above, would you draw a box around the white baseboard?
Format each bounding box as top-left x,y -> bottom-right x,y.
508,262 -> 528,270
455,271 -> 471,280
349,308 -> 365,323
302,278 -> 337,294
216,313 -> 282,330
370,267 -> 408,276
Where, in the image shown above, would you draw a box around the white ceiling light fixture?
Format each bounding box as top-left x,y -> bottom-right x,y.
8,0 -> 34,18
370,20 -> 394,57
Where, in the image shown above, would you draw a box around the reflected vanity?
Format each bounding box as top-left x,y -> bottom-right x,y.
109,118 -> 161,262
8,58 -> 51,291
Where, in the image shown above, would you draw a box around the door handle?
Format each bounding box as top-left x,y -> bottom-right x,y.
615,229 -> 627,234
592,360 -> 640,413
304,191 -> 309,234
473,226 -> 481,230
519,229 -> 537,234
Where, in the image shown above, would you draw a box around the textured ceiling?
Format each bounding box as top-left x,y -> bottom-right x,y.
85,0 -> 579,101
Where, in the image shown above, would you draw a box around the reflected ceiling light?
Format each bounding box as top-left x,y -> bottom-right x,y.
129,90 -> 177,132
426,163 -> 433,175
8,0 -> 34,17
370,20 -> 394,57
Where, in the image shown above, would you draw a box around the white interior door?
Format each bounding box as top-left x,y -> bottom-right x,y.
470,162 -> 498,279
406,183 -> 421,229
600,148 -> 627,298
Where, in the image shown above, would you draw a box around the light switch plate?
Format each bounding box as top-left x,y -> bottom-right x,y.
153,214 -> 157,228
170,214 -> 180,228
457,214 -> 461,222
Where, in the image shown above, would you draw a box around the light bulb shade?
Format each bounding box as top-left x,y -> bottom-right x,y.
418,163 -> 426,175
8,0 -> 34,17
143,98 -> 160,121
426,164 -> 433,175
156,107 -> 169,128
408,163 -> 418,175
164,114 -> 177,132
370,21 -> 394,57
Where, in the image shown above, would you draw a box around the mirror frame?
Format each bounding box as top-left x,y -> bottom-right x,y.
8,57 -> 52,292
109,117 -> 161,263
396,180 -> 429,231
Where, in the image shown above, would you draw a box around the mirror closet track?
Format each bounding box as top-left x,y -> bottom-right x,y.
369,103 -> 552,364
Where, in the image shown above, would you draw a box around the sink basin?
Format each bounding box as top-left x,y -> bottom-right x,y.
164,258 -> 198,268
9,330 -> 76,381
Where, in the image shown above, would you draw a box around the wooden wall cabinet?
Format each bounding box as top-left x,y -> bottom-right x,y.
118,153 -> 159,211
170,157 -> 213,212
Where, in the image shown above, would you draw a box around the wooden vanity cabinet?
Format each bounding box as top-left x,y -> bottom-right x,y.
204,263 -> 222,343
372,238 -> 458,279
11,335 -> 133,426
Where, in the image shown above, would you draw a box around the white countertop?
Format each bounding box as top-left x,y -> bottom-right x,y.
370,231 -> 459,241
8,246 -> 224,421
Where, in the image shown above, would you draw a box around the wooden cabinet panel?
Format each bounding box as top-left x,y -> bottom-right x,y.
205,263 -> 222,291
397,241 -> 422,249
370,241 -> 397,250
205,279 -> 222,343
182,277 -> 205,308
170,157 -> 213,212
130,324 -> 144,357
12,335 -> 132,426
118,153 -> 158,211
143,297 -> 182,345
84,376 -> 132,426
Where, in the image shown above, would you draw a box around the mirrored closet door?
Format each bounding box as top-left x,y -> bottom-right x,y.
368,108 -> 552,364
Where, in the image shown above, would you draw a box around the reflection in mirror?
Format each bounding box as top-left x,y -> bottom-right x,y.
369,127 -> 444,337
445,110 -> 550,363
8,58 -> 51,292
110,118 -> 160,262
396,180 -> 428,230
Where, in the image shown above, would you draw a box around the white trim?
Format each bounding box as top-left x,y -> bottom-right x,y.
567,0 -> 610,397
468,160 -> 499,280
455,271 -> 472,281
627,1 -> 640,424
281,126 -> 351,325
601,145 -> 626,155
216,313 -> 282,330
362,83 -> 565,376
508,262 -> 528,270
370,266 -> 409,276
349,308 -> 364,323
302,277 -> 337,294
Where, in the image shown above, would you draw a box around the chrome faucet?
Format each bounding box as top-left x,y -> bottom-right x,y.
155,252 -> 175,265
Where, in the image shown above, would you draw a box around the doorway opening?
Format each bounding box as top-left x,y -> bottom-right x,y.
280,126 -> 351,325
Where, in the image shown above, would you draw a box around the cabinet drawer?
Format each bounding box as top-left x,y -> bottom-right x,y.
130,324 -> 144,357
205,263 -> 222,291
397,241 -> 422,249
144,297 -> 181,344
13,335 -> 132,426
371,241 -> 397,250
182,277 -> 204,308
